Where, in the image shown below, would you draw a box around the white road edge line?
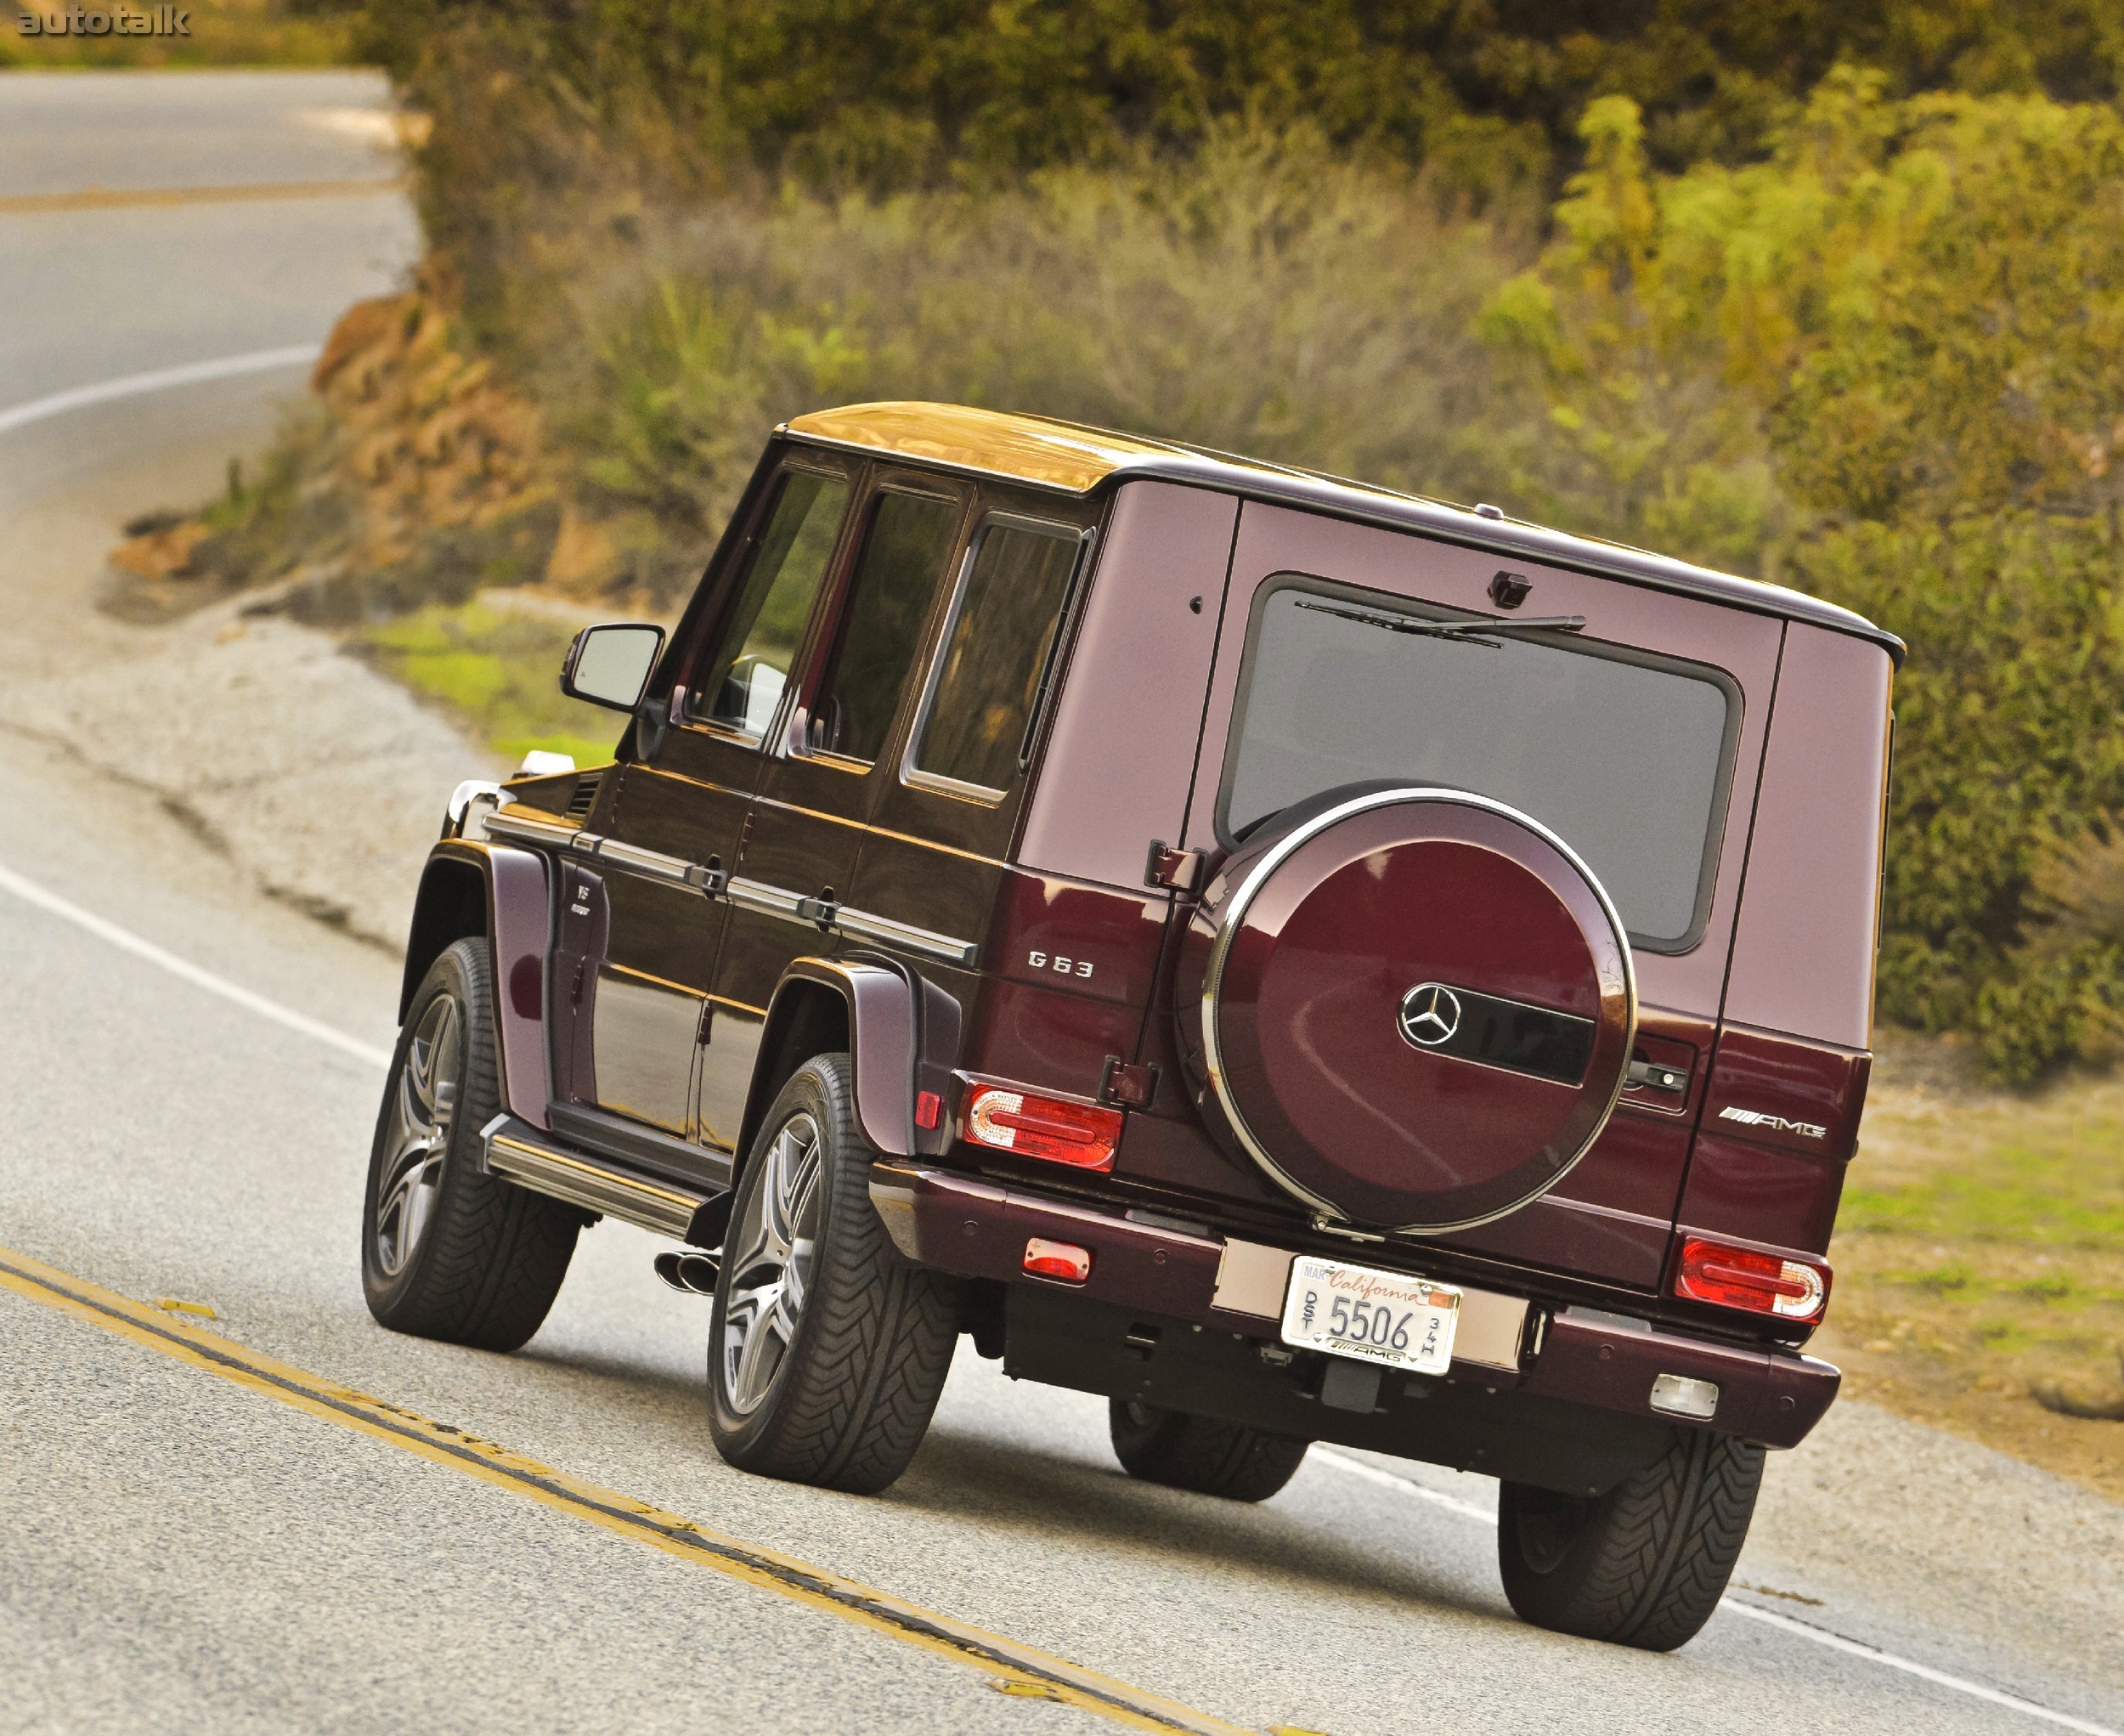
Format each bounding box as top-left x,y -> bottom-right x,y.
0,343 -> 323,438
0,862 -> 393,1069
1311,1446 -> 2121,1736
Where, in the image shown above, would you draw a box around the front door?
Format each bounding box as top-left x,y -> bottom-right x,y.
570,457 -> 855,1152
704,472 -> 972,1136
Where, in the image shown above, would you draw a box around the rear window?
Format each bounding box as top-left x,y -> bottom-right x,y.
1220,578 -> 1739,950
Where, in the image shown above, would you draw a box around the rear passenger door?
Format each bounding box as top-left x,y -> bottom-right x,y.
702,470 -> 971,1136
851,500 -> 1095,998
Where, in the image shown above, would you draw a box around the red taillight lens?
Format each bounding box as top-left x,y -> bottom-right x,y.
964,1086 -> 1122,1171
1675,1236 -> 1830,1323
1023,1238 -> 1092,1282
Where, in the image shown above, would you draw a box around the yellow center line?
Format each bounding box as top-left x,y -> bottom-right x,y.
0,1242 -> 1249,1736
0,178 -> 407,217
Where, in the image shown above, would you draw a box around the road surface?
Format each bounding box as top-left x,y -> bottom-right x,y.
2,68 -> 2121,1736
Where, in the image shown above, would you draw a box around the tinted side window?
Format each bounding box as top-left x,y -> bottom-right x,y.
913,519 -> 1082,794
812,491 -> 961,762
693,472 -> 848,736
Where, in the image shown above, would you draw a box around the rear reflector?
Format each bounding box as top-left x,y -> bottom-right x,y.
1674,1236 -> 1830,1323
914,1089 -> 941,1130
1649,1373 -> 1720,1420
965,1086 -> 1122,1171
1023,1238 -> 1092,1282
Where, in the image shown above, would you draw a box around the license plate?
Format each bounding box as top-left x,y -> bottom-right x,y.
1280,1256 -> 1460,1376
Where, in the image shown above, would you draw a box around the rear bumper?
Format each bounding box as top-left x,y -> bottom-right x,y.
869,1161 -> 1839,1454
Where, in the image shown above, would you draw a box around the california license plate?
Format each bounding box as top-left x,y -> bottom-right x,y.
1280,1256 -> 1461,1376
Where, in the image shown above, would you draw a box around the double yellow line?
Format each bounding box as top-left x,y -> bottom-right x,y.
0,1243 -> 1252,1736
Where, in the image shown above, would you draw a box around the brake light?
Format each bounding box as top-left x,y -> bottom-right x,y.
964,1086 -> 1122,1171
1023,1238 -> 1092,1282
1674,1236 -> 1830,1323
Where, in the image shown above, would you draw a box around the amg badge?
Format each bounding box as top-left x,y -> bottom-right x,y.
1718,1105 -> 1827,1139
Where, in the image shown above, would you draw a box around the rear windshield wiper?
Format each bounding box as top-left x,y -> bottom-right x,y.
1293,598 -> 1585,647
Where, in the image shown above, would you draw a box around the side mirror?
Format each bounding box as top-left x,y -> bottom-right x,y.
561,623 -> 665,711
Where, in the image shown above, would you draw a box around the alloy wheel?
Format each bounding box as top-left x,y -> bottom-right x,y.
720,1111 -> 823,1415
373,992 -> 461,1278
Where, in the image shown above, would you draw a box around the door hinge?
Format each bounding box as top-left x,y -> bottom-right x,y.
1099,1055 -> 1161,1110
696,999 -> 715,1044
569,959 -> 585,1006
1144,840 -> 1206,894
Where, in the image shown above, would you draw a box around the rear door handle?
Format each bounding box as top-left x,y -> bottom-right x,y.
1626,1058 -> 1687,1094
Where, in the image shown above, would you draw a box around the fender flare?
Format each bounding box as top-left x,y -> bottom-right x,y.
736,956 -> 962,1175
400,840 -> 553,1129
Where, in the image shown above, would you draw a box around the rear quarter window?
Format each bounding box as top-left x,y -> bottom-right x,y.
1220,577 -> 1740,951
910,516 -> 1085,797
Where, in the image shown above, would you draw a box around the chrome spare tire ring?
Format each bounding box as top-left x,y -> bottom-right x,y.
1197,785 -> 1637,1236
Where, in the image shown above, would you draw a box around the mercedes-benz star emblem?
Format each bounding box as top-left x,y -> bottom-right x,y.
1398,982 -> 1463,1049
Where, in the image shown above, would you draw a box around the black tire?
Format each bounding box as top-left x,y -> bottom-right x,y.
1496,1428 -> 1765,1650
360,937 -> 579,1351
708,1054 -> 961,1495
1109,1399 -> 1309,1501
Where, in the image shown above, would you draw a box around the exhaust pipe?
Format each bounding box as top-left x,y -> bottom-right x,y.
654,1249 -> 721,1296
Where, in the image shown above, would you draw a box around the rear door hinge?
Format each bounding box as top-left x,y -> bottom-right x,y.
1144,840 -> 1206,894
1099,1056 -> 1161,1110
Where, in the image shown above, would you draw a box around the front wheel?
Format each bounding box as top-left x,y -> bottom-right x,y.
360,937 -> 579,1351
1496,1428 -> 1764,1650
707,1054 -> 961,1495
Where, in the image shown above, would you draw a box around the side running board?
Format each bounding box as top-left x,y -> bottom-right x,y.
482,1115 -> 720,1241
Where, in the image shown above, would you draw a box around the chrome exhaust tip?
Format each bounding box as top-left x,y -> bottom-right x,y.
653,1249 -> 721,1295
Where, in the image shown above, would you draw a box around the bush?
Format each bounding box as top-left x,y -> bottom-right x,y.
1789,515 -> 2124,1056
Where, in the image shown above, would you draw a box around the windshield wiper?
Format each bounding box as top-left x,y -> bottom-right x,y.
1293,598 -> 1586,647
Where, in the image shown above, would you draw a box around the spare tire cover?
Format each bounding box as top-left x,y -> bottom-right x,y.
1183,788 -> 1635,1234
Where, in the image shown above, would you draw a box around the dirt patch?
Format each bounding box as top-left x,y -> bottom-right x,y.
0,513 -> 500,950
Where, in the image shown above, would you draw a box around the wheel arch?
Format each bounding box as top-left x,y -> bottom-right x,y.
399,841 -> 553,1128
733,958 -> 962,1187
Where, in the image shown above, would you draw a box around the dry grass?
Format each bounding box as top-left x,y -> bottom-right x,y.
1816,1029 -> 2124,1501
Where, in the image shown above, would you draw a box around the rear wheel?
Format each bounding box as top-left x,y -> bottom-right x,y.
708,1055 -> 961,1494
1497,1429 -> 1764,1650
360,937 -> 579,1351
1109,1400 -> 1309,1501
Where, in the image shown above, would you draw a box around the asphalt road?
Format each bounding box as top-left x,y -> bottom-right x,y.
3,70 -> 2122,1736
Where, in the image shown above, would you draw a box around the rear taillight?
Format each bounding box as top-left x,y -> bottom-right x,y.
1674,1236 -> 1830,1323
964,1086 -> 1122,1171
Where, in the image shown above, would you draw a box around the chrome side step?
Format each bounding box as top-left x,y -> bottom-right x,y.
482,1115 -> 715,1240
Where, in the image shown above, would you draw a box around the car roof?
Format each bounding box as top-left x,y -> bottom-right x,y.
782,401 -> 1905,665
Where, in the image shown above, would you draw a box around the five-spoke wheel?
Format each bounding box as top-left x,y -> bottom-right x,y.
371,992 -> 460,1279
707,1054 -> 961,1494
719,1110 -> 823,1415
361,937 -> 580,1351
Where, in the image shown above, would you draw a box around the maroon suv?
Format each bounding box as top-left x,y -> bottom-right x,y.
362,402 -> 1899,1650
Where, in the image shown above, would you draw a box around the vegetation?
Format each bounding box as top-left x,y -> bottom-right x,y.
357,599 -> 623,769
1823,1032 -> 2124,1499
